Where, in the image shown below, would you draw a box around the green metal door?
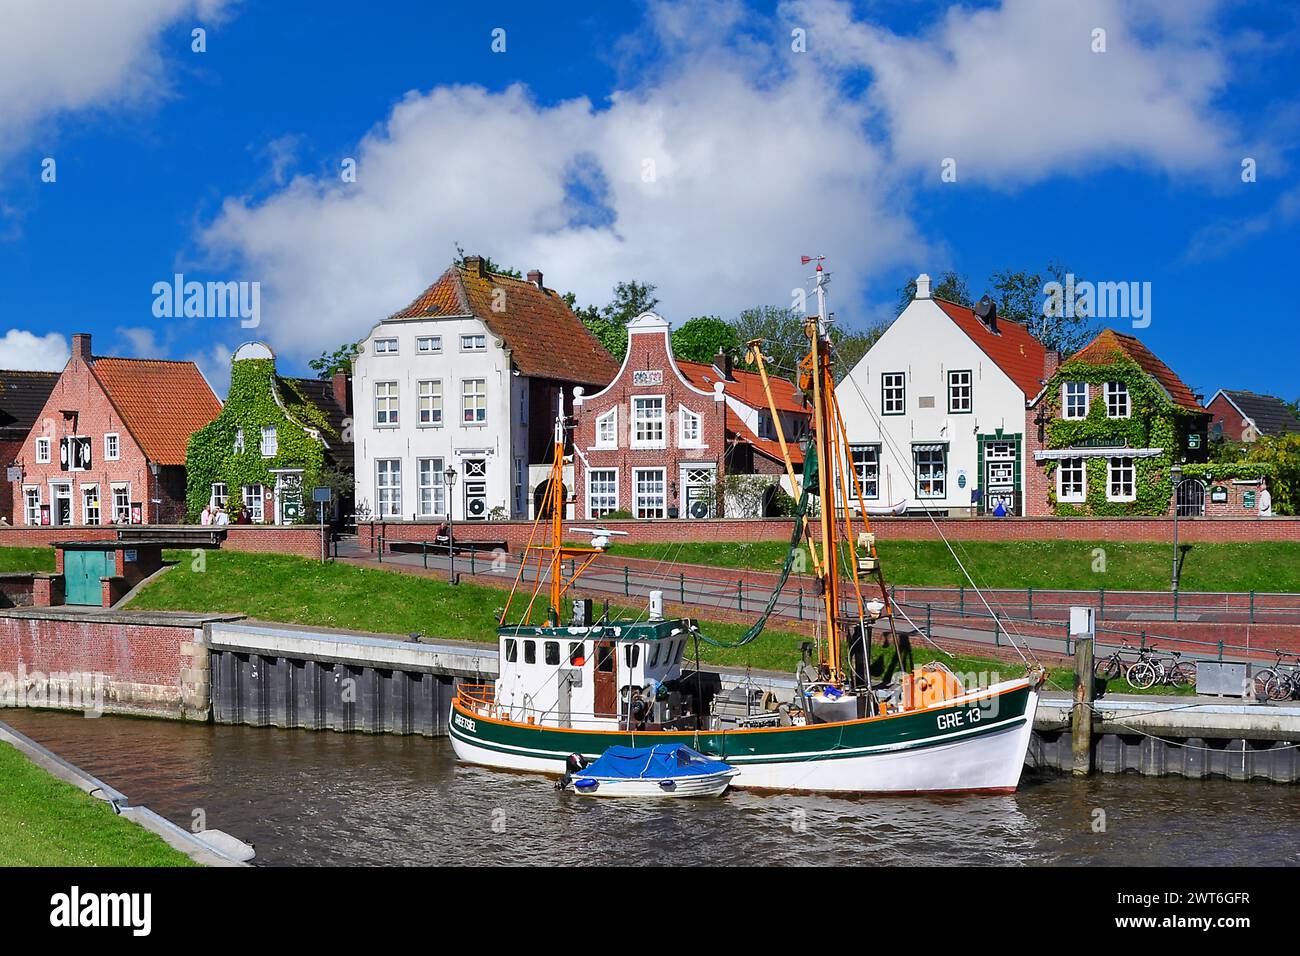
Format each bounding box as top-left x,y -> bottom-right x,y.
64,550 -> 112,605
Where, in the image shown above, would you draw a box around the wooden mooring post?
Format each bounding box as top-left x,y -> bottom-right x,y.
1070,606 -> 1096,776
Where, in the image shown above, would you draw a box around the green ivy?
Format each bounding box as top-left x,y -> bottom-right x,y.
1041,355 -> 1201,516
185,359 -> 335,523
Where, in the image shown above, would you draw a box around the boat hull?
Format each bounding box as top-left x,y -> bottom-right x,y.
568,771 -> 739,798
451,680 -> 1038,794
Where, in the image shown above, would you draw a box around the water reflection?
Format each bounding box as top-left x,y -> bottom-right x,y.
3,710 -> 1296,867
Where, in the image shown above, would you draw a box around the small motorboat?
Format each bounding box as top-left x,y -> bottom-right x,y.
559,745 -> 739,798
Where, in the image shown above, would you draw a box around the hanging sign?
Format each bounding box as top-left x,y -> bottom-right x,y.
1210,486 -> 1228,503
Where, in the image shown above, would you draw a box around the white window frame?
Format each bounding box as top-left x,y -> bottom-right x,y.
104,433 -> 120,461
417,379 -> 443,427
242,483 -> 265,523
882,372 -> 906,415
417,457 -> 445,517
462,379 -> 487,425
35,437 -> 50,464
373,337 -> 399,355
375,381 -> 399,427
1105,381 -> 1130,419
376,460 -> 402,517
111,483 -> 131,523
915,446 -> 947,499
850,444 -> 880,499
633,467 -> 667,519
595,407 -> 618,449
210,482 -> 229,509
460,334 -> 487,352
1107,457 -> 1136,502
1056,458 -> 1087,503
416,336 -> 441,354
587,468 -> 619,518
631,396 -> 666,449
678,405 -> 702,448
22,486 -> 40,525
260,425 -> 278,457
1062,382 -> 1088,420
233,428 -> 245,454
81,484 -> 100,525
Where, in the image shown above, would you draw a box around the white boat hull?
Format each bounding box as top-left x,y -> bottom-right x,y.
567,771 -> 739,798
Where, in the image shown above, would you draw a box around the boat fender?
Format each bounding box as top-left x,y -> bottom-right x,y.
574,778 -> 599,792
658,779 -> 677,792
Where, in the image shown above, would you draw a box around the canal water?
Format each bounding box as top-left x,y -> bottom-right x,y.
4,709 -> 1297,866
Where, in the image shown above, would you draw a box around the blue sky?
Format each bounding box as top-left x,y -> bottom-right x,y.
0,0 -> 1297,401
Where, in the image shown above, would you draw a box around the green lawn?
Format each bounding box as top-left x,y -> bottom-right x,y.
0,742 -> 196,866
604,539 -> 1300,593
0,546 -> 55,573
129,550 -> 1120,693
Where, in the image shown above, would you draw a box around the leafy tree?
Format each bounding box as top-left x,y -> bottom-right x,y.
567,280 -> 660,360
991,261 -> 1096,358
730,305 -> 808,376
895,270 -> 973,315
670,315 -> 738,364
308,343 -> 358,379
1239,433 -> 1300,515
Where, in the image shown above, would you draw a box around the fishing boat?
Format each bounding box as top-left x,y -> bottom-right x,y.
450,257 -> 1043,795
560,745 -> 739,798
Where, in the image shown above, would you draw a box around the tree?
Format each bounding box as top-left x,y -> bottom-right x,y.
308,343 -> 358,379
895,270 -> 973,316
670,315 -> 738,363
730,305 -> 808,376
1240,433 -> 1300,515
991,261 -> 1096,358
567,279 -> 660,360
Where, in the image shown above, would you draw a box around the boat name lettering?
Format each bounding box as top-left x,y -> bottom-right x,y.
453,711 -> 476,733
936,707 -> 983,731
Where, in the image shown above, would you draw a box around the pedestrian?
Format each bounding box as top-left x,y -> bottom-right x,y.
1259,478 -> 1273,518
214,506 -> 230,526
200,503 -> 213,526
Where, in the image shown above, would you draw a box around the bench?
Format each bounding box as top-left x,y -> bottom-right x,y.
116,527 -> 227,548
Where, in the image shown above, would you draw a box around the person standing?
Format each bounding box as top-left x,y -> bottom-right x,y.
1259,478 -> 1274,517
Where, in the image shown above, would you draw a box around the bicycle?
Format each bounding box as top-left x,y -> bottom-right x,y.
1252,649 -> 1296,701
1094,643 -> 1139,681
1126,646 -> 1197,690
1262,654 -> 1300,702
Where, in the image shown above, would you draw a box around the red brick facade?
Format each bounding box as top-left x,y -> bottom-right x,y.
1207,392 -> 1251,443
0,525 -> 325,559
571,314 -> 727,520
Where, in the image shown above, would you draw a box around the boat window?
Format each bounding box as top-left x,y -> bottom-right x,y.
624,644 -> 641,668
544,641 -> 560,666
504,639 -> 517,663
569,642 -> 586,666
595,642 -> 615,673
524,640 -> 536,664
648,642 -> 661,667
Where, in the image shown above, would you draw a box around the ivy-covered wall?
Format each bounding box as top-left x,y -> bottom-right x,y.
185,359 -> 336,522
1040,355 -> 1206,516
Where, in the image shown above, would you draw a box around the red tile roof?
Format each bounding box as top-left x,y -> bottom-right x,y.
387,262 -> 620,388
934,298 -> 1048,397
1069,329 -> 1205,412
91,358 -> 221,465
725,407 -> 804,466
676,360 -> 808,415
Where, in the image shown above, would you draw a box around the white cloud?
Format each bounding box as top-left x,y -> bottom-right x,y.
0,329 -> 70,370
115,325 -> 168,359
0,0 -> 234,159
782,0 -> 1239,183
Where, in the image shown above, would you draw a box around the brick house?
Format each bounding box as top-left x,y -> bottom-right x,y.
0,370 -> 59,523
186,342 -> 353,524
11,333 -> 220,526
1206,390 -> 1300,443
572,313 -> 809,519
1025,329 -> 1212,516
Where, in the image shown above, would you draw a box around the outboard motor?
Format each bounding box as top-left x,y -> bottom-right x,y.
556,753 -> 589,791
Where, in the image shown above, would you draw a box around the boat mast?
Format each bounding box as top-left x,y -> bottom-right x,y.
807,261 -> 842,683
548,389 -> 566,620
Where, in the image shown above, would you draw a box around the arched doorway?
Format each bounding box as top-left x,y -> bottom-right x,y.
1175,478 -> 1205,517
533,479 -> 566,519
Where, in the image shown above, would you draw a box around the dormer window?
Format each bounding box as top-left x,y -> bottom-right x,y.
1105,381 -> 1130,419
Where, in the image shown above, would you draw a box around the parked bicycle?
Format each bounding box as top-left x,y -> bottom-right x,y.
1126,646 -> 1197,690
1093,643 -> 1139,681
1255,650 -> 1300,701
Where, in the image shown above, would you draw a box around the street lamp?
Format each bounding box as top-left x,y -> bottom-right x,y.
1170,462 -> 1182,592
444,465 -> 459,585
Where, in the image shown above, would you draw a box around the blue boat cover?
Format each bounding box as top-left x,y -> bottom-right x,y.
576,745 -> 734,780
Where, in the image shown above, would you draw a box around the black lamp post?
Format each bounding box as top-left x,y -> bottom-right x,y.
1170,462 -> 1182,592
444,465 -> 459,585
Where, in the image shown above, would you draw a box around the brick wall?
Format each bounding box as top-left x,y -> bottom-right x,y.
0,612 -> 211,718
1207,393 -> 1250,443
0,524 -> 324,558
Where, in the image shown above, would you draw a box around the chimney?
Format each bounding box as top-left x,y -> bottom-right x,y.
713,348 -> 734,381
914,273 -> 931,300
527,269 -> 543,290
1043,348 -> 1061,382
71,333 -> 92,363
463,255 -> 488,278
331,371 -> 352,416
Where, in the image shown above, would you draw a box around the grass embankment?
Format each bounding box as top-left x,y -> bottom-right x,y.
128,551 -> 1098,690
0,546 -> 55,573
0,741 -> 196,866
605,539 -> 1300,593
